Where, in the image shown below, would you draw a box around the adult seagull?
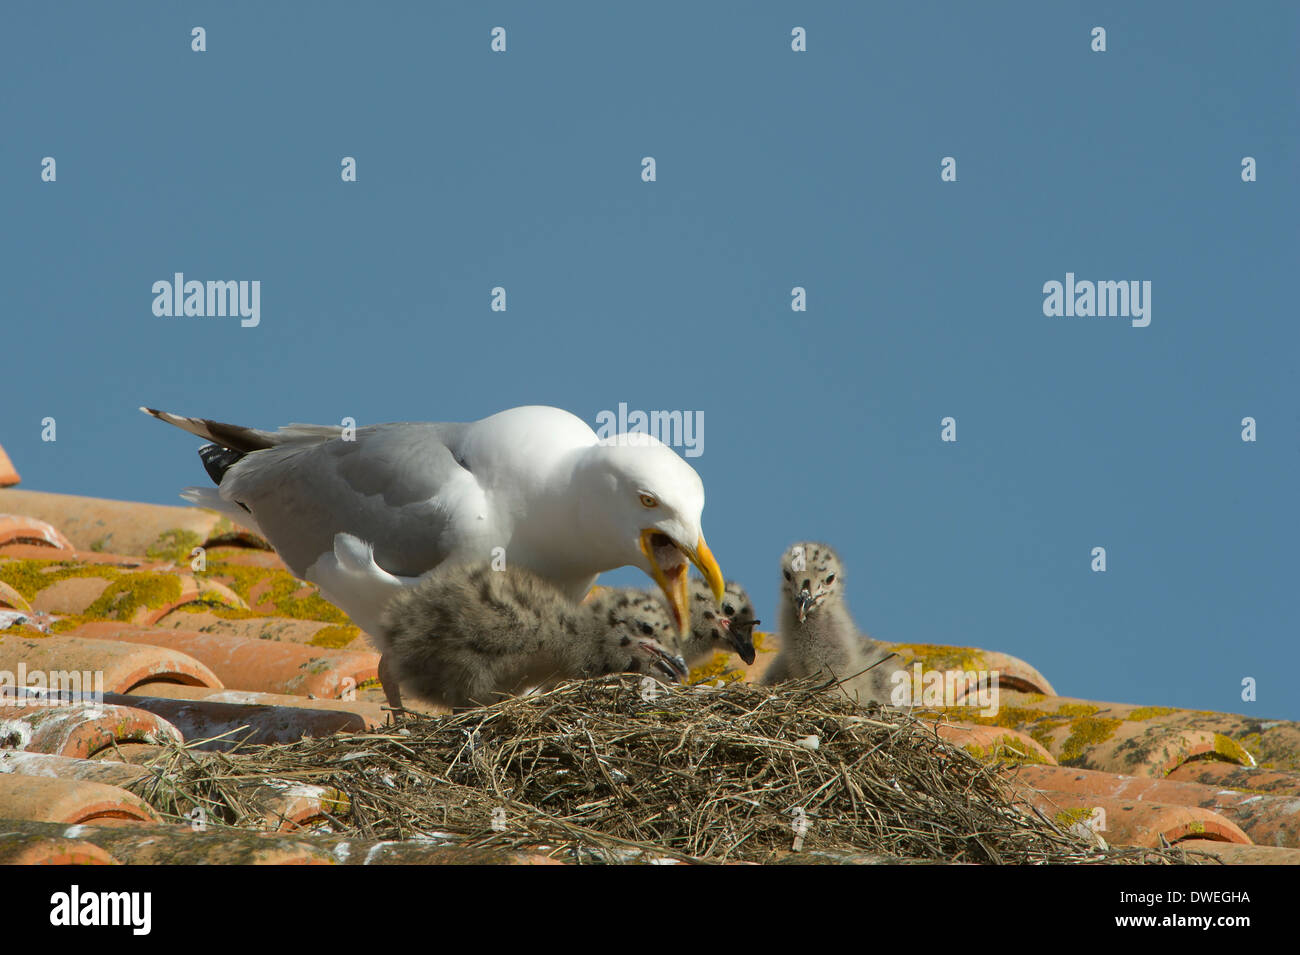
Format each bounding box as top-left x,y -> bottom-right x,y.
141,405 -> 725,708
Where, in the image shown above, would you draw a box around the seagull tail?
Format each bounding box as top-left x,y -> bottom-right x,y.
139,407 -> 282,453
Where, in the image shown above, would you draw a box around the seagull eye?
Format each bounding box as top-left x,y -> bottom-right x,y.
784,570 -> 792,581
825,574 -> 835,584
639,493 -> 659,508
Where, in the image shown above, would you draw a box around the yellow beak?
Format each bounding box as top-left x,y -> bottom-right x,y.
640,529 -> 726,636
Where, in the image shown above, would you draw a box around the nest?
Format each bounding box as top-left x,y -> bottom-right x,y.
135,676 -> 1203,864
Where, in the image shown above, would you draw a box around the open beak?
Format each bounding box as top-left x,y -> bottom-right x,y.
645,643 -> 690,683
640,529 -> 725,635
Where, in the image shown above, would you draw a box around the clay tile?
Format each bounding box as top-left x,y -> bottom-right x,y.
0,488 -> 258,558
883,642 -> 1057,696
0,749 -> 152,789
1166,760 -> 1300,797
72,623 -> 378,698
0,445 -> 19,488
1010,764 -> 1300,848
149,611 -> 369,651
1188,843 -> 1300,865
0,581 -> 30,613
125,682 -> 387,729
0,632 -> 222,694
933,691 -> 1260,777
930,722 -> 1057,765
0,820 -> 336,865
0,773 -> 160,825
101,691 -> 371,749
0,515 -> 73,550
1020,790 -> 1251,848
0,834 -> 117,865
0,701 -> 183,758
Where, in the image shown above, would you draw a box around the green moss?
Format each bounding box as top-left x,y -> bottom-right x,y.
89,538 -> 108,553
1054,703 -> 1099,718
1126,705 -> 1179,722
85,572 -> 184,621
962,734 -> 1050,765
1054,807 -> 1098,829
1058,717 -> 1123,764
207,561 -> 349,624
1210,733 -> 1253,766
308,625 -> 363,649
890,642 -> 986,674
171,601 -> 261,621
146,528 -> 204,564
0,558 -> 121,599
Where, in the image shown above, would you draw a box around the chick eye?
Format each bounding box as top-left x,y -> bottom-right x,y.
722,604 -> 735,615
825,574 -> 835,584
783,570 -> 792,581
639,622 -> 654,635
639,493 -> 659,508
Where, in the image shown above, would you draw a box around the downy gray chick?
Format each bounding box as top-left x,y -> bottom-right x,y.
762,542 -> 897,704
586,578 -> 759,668
381,563 -> 688,710
683,577 -> 759,666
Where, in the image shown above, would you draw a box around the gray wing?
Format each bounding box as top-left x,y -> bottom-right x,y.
218,421 -> 477,578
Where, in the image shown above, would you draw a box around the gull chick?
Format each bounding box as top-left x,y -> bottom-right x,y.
683,577 -> 759,666
381,563 -> 688,710
762,542 -> 896,704
586,578 -> 759,668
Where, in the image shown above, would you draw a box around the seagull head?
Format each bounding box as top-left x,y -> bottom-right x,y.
578,434 -> 725,636
781,541 -> 845,624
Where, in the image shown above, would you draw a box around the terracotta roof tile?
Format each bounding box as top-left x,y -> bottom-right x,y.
122,682 -> 386,727
0,446 -> 19,489
928,721 -> 1057,765
0,632 -> 221,693
0,774 -> 160,825
1,701 -> 184,758
70,623 -> 379,698
0,515 -> 73,551
0,833 -> 117,865
1010,764 -> 1300,848
101,691 -> 373,750
1020,789 -> 1251,848
1166,760 -> 1300,797
931,690 -> 1291,775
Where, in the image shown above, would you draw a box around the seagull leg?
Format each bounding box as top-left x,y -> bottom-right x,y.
378,652 -> 405,714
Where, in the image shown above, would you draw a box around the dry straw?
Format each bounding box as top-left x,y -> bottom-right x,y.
134,675 -> 1205,864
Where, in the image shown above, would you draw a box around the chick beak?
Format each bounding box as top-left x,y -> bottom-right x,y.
796,589 -> 814,624
718,617 -> 757,665
647,644 -> 689,683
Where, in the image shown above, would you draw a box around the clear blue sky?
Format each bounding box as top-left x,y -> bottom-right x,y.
3,3 -> 1296,718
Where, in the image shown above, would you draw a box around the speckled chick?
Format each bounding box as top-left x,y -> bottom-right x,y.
381,563 -> 688,710
762,542 -> 897,704
586,578 -> 759,667
683,577 -> 759,666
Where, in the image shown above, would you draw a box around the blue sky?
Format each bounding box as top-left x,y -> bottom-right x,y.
3,3 -> 1296,718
